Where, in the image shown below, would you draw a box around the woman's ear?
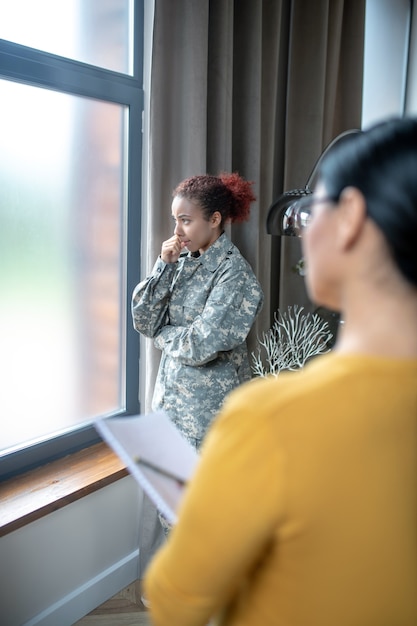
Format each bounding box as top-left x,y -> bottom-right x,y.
211,211 -> 222,228
337,187 -> 367,250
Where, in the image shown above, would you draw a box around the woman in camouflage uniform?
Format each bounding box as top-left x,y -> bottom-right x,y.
132,172 -> 264,449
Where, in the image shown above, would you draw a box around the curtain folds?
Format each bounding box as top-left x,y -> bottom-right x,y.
138,0 -> 366,574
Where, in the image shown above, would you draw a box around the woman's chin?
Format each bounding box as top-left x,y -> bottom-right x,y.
307,288 -> 339,313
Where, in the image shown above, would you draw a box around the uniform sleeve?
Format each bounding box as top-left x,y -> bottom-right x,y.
131,257 -> 177,338
143,386 -> 285,626
153,267 -> 263,366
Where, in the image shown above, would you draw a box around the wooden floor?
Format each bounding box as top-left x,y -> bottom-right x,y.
73,580 -> 151,625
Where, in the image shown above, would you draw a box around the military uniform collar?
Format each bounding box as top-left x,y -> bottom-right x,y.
193,232 -> 234,272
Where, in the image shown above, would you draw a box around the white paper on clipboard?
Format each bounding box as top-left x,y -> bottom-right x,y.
95,411 -> 199,524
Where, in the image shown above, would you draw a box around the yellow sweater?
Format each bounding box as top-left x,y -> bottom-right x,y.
144,353 -> 417,626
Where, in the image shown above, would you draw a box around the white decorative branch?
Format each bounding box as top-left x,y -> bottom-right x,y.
251,305 -> 333,377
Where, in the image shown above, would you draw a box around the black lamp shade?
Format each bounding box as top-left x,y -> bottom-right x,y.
266,129 -> 362,237
266,188 -> 312,237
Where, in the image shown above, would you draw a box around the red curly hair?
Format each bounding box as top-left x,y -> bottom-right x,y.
173,172 -> 256,226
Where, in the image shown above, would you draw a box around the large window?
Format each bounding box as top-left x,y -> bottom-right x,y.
0,0 -> 143,476
0,0 -> 134,74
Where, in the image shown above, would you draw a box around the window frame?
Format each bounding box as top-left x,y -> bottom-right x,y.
0,0 -> 144,481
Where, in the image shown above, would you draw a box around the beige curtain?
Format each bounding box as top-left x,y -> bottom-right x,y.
138,0 -> 365,574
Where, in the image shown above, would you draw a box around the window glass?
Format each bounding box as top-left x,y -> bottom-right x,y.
0,0 -> 133,74
0,79 -> 128,453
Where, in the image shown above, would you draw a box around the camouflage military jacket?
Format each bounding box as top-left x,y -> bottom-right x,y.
131,233 -> 264,446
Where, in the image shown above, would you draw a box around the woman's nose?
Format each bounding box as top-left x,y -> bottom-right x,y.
174,223 -> 183,236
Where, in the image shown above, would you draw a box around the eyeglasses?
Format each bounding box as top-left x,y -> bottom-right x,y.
290,195 -> 337,231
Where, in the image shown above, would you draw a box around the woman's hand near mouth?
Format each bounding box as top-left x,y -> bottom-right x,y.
161,234 -> 186,263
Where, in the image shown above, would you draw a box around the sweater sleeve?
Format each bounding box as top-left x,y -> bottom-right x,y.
131,257 -> 177,338
153,267 -> 263,366
143,386 -> 285,626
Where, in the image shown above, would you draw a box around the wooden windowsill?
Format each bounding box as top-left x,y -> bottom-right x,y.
0,442 -> 128,538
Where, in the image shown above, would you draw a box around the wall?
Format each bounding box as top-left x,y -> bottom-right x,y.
361,0 -> 411,127
0,477 -> 143,626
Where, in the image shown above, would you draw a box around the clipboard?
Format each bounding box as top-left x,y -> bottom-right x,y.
95,411 -> 199,524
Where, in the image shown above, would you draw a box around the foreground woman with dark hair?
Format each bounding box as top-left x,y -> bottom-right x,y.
144,118 -> 417,626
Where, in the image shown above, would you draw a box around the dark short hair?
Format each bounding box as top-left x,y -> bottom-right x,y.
317,117 -> 417,286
